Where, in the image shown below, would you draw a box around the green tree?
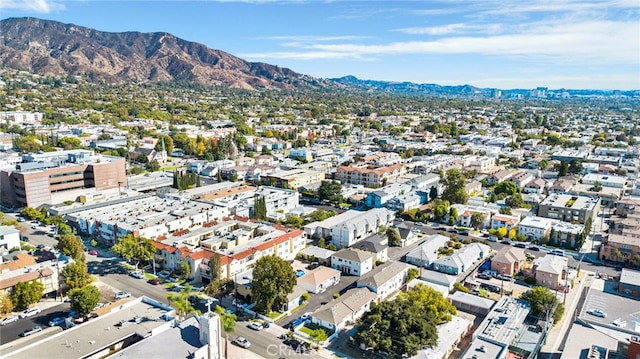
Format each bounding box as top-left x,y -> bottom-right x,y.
506,193 -> 527,208
538,159 -> 550,170
470,212 -> 485,230
285,215 -> 303,228
307,209 -> 336,222
406,268 -> 419,282
569,159 -> 583,174
310,328 -> 329,346
448,206 -> 458,226
69,285 -> 101,318
386,227 -> 402,247
180,260 -> 191,280
20,207 -> 44,221
251,255 -> 296,314
253,196 -> 267,220
0,292 -> 13,315
167,284 -> 200,320
56,233 -> 85,261
11,280 -> 44,309
215,305 -> 236,359
317,180 -> 343,204
494,181 -> 518,196
499,207 -> 512,215
496,227 -> 508,239
521,286 -> 558,322
429,186 -> 438,201
441,169 -> 469,204
57,136 -> 83,150
354,284 -> 456,358
205,253 -> 225,298
62,261 -> 92,289
558,160 -> 569,176
590,181 -> 603,192
146,160 -> 161,172
112,234 -> 155,270
432,199 -> 450,222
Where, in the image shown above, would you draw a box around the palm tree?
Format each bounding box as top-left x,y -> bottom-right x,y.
166,284 -> 199,320
215,305 -> 236,359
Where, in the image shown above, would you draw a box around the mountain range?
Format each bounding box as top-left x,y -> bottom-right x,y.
0,17 -> 636,97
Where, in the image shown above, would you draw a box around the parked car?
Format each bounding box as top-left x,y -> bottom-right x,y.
247,321 -> 264,331
487,236 -> 498,242
129,271 -> 144,279
88,250 -> 98,256
49,317 -> 66,327
20,307 -> 41,318
115,291 -> 132,299
528,245 -> 541,251
234,336 -> 251,349
295,269 -> 306,277
514,242 -> 527,248
477,273 -> 492,280
148,278 -> 162,285
20,325 -> 43,337
93,303 -> 106,311
588,309 -> 607,318
157,270 -> 171,278
0,315 -> 19,326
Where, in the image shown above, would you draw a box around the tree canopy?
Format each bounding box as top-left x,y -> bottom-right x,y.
494,181 -> 518,196
56,233 -> 85,261
386,227 -> 401,246
470,212 -> 485,230
354,284 -> 457,358
521,286 -> 562,323
69,285 -> 101,318
317,180 -> 343,204
11,280 -> 44,309
111,234 -> 155,269
167,284 -> 200,320
440,169 -> 469,204
251,255 -> 296,314
62,261 -> 92,289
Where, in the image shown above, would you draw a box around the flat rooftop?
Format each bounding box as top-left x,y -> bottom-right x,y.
5,298 -> 172,359
579,279 -> 640,332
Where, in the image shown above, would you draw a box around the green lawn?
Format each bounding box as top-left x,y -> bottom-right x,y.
267,311 -> 283,319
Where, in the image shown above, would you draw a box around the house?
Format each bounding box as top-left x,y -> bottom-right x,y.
297,266 -> 341,294
283,285 -> 307,312
491,246 -> 527,276
531,254 -> 568,290
432,243 -> 491,275
487,169 -> 513,185
365,183 -> 412,208
386,191 -> 423,213
396,225 -> 420,247
351,234 -> 389,263
518,216 -> 554,241
524,178 -> 547,194
512,171 -> 534,189
0,252 -> 59,296
310,287 -> 377,334
489,214 -> 520,231
0,226 -> 20,254
330,248 -> 375,276
465,180 -> 482,195
420,270 -> 458,291
405,234 -> 450,268
458,209 -> 491,229
356,261 -> 410,300
303,208 -> 394,248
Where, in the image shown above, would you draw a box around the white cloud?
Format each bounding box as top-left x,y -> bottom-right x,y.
251,20 -> 639,65
395,23 -> 502,35
0,0 -> 65,13
480,0 -> 639,15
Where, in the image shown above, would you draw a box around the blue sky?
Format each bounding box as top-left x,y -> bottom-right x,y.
1,0 -> 639,90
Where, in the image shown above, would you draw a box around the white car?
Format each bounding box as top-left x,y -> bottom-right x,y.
115,291 -> 132,299
0,315 -> 19,326
129,271 -> 145,279
588,309 -> 607,318
247,321 -> 263,331
234,336 -> 251,349
20,307 -> 41,318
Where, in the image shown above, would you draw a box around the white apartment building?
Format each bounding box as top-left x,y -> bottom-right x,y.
518,216 -> 555,241
0,226 -> 20,254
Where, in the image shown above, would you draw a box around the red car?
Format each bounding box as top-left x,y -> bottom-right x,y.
148,278 -> 161,285
89,250 -> 98,256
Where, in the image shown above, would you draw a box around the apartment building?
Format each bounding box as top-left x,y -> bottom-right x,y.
0,150 -> 126,208
335,164 -> 406,187
234,186 -> 299,221
260,168 -> 325,189
518,216 -> 554,241
537,194 -> 600,225
599,233 -> 640,265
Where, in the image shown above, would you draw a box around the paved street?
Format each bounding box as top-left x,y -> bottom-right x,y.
0,302 -> 71,344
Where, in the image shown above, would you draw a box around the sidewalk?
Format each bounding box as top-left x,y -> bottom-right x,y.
541,269 -> 592,354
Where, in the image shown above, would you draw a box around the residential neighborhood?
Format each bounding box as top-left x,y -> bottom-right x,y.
0,68 -> 639,359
